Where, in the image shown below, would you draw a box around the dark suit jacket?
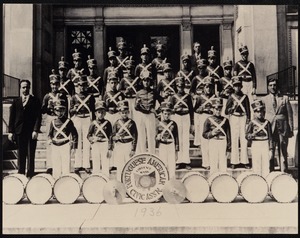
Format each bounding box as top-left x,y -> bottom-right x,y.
8,95 -> 42,135
262,93 -> 293,137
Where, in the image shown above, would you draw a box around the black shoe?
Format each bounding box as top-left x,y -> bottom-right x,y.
84,168 -> 91,174
185,164 -> 192,170
74,169 -> 80,176
176,164 -> 181,170
244,164 -> 251,169
110,166 -> 117,171
231,164 -> 236,169
202,166 -> 210,170
46,168 -> 53,175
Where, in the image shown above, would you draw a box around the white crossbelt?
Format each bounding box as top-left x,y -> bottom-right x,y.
75,94 -> 91,112
174,93 -> 189,109
117,120 -> 133,139
59,79 -> 71,94
208,117 -> 226,138
162,78 -> 176,94
196,76 -> 206,90
237,62 -> 252,78
124,77 -> 139,95
208,65 -> 221,79
252,120 -> 268,139
178,70 -> 194,84
231,94 -> 246,113
159,121 -> 174,143
116,56 -> 129,70
93,120 -> 109,140
87,76 -> 101,92
153,58 -> 164,70
107,91 -> 121,106
52,119 -> 70,142
140,63 -> 152,72
222,77 -> 233,89
71,69 -> 81,82
201,94 -> 216,107
49,93 -> 60,102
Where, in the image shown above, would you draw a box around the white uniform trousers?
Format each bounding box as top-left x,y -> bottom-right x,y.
45,115 -> 56,169
229,115 -> 249,165
52,143 -> 70,180
91,141 -> 109,177
242,81 -> 255,119
135,111 -> 156,155
209,139 -> 227,175
251,140 -> 270,178
221,98 -> 229,119
73,116 -> 91,169
126,98 -> 136,121
159,143 -> 176,179
198,113 -> 211,167
106,112 -> 121,168
193,113 -> 202,146
114,141 -> 132,182
171,114 -> 190,164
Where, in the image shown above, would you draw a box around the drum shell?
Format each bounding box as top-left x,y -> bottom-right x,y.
208,172 -> 239,203
53,173 -> 83,204
236,172 -> 268,203
3,174 -> 29,205
181,172 -> 210,203
266,172 -> 298,203
82,173 -> 109,204
25,173 -> 55,205
162,179 -> 187,204
103,180 -> 127,205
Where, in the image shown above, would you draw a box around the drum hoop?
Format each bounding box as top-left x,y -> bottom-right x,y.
3,175 -> 27,204
269,173 -> 296,202
82,174 -> 108,203
53,174 -> 82,198
182,172 -> 210,187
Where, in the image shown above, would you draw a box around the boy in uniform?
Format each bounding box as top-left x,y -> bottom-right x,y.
58,56 -> 74,97
119,57 -> 141,120
70,75 -> 95,174
193,76 -> 216,170
156,102 -> 179,179
177,53 -> 195,94
246,99 -> 273,177
203,98 -> 231,175
157,63 -> 176,101
112,100 -> 138,181
41,70 -> 68,174
225,76 -> 251,169
87,100 -> 112,176
66,49 -> 87,88
135,70 -> 163,154
48,99 -> 78,179
207,46 -> 223,96
169,77 -> 194,170
86,55 -> 103,99
116,38 -> 130,78
152,40 -> 167,85
190,59 -> 208,98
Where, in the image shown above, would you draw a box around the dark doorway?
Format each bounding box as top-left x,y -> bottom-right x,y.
193,25 -> 220,64
106,25 -> 180,72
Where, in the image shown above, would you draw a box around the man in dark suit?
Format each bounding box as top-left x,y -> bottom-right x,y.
190,42 -> 202,74
262,78 -> 294,172
8,80 -> 42,178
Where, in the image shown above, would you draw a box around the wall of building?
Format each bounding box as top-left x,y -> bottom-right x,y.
4,4 -> 33,89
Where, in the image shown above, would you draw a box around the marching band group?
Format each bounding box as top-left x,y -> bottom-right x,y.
9,39 -> 294,182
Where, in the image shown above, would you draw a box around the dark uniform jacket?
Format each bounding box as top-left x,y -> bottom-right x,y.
48,117 -> 78,148
207,64 -> 224,93
151,57 -> 164,79
135,88 -> 163,114
103,90 -> 125,114
87,74 -> 103,97
102,66 -> 124,97
219,76 -> 234,99
190,53 -> 202,73
41,92 -> 68,116
233,60 -> 257,88
112,118 -> 138,151
194,93 -> 216,115
225,91 -> 251,120
119,75 -> 141,99
246,118 -> 273,148
69,92 -> 95,119
156,77 -> 177,99
66,67 -> 88,86
87,118 -> 113,150
156,119 -> 179,151
176,69 -> 196,92
190,73 -> 208,96
59,76 -> 75,96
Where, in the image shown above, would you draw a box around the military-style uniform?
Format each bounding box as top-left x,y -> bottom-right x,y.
156,102 -> 179,179
225,76 -> 251,168
119,57 -> 141,120
58,56 -> 74,97
246,100 -> 273,177
86,55 -> 103,98
219,59 -> 234,118
112,100 -> 138,181
135,44 -> 156,89
116,39 -> 130,78
103,47 -> 124,96
262,78 -> 294,172
41,70 -> 68,173
66,49 -> 87,88
176,53 -> 196,94
156,63 -> 176,100
169,77 -> 194,168
87,100 -> 112,176
135,70 -> 163,154
190,59 -> 208,97
233,45 -> 257,104
203,98 -> 231,175
152,41 -> 167,84
193,76 -> 216,169
207,46 -> 224,96
48,99 -> 78,179
69,76 -> 95,173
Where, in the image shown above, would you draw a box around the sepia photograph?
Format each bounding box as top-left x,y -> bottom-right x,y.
2,1 -> 298,234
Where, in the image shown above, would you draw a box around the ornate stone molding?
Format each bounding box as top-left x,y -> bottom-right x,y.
223,23 -> 232,30
95,24 -> 104,32
182,21 -> 191,31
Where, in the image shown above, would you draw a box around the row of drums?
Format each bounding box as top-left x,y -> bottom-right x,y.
3,171 -> 298,205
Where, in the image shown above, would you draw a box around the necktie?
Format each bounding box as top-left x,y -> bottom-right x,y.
23,96 -> 28,106
272,94 -> 277,111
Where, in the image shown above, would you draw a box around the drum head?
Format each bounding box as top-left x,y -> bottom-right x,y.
103,180 -> 126,205
162,179 -> 187,204
240,175 -> 268,203
182,173 -> 209,203
82,174 -> 108,203
3,176 -> 26,204
26,175 -> 53,204
210,175 -> 238,203
54,176 -> 81,204
271,174 -> 298,203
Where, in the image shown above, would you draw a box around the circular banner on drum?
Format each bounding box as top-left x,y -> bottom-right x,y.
121,153 -> 169,203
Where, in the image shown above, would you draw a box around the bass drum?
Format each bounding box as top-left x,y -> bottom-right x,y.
82,173 -> 109,204
208,172 -> 238,203
236,172 -> 268,203
3,173 -> 29,205
181,172 -> 210,203
25,173 -> 55,205
53,173 -> 83,204
266,172 -> 298,203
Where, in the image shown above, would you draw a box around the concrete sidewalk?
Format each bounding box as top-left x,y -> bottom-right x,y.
3,195 -> 298,234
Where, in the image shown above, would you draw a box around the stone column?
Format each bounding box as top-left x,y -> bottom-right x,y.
94,6 -> 104,75
220,23 -> 234,65
180,6 -> 192,57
